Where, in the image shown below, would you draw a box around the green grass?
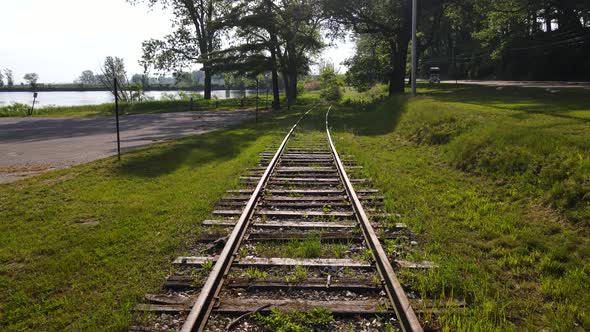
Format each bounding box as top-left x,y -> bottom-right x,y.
320,84 -> 590,331
253,307 -> 333,332
0,98 -> 316,331
254,237 -> 350,259
0,95 -> 283,118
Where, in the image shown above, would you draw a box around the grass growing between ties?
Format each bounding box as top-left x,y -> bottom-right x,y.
326,84 -> 590,331
253,307 -> 333,332
0,97 -> 317,331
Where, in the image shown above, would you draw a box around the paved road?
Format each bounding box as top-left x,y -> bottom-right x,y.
0,110 -> 260,183
440,80 -> 590,89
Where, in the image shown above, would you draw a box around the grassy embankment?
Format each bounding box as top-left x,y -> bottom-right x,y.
0,96 -> 317,331
328,84 -> 590,331
0,95 -> 276,118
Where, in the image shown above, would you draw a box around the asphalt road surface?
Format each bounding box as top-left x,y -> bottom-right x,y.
0,110 -> 261,183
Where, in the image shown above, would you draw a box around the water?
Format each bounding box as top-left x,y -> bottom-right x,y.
0,90 -> 262,108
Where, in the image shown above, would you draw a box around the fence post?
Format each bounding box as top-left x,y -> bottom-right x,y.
256,78 -> 259,123
30,92 -> 38,116
114,77 -> 121,161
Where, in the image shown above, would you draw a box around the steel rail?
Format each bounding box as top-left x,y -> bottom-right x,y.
181,106 -> 316,332
325,106 -> 424,332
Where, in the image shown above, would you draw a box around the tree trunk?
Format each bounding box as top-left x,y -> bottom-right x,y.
266,0 -> 281,110
277,45 -> 292,105
289,71 -> 298,99
545,7 -> 553,32
286,43 -> 298,100
388,37 -> 410,96
204,68 -> 212,100
282,70 -> 291,103
270,48 -> 281,110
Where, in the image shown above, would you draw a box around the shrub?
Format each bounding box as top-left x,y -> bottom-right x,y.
0,103 -> 31,116
319,63 -> 344,101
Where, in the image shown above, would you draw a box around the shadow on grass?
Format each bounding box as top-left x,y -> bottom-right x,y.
113,107 -> 307,178
425,84 -> 590,123
328,97 -> 408,137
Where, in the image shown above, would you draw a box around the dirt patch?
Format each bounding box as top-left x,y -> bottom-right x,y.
79,221 -> 101,226
0,164 -> 52,173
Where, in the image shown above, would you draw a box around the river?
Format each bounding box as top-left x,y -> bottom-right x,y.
0,90 -> 263,108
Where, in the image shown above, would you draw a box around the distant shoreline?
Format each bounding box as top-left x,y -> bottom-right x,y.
0,85 -> 228,93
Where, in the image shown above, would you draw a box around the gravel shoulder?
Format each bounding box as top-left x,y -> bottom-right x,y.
0,109 -> 262,183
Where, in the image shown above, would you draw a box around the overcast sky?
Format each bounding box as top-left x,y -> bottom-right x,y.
0,0 -> 354,84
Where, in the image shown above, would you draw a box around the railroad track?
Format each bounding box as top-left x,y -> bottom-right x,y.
131,107 -> 451,331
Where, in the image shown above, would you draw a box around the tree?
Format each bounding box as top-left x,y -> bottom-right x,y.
274,0 -> 325,102
4,69 -> 14,87
23,73 -> 39,90
210,0 -> 325,104
209,0 -> 283,109
130,0 -> 233,100
0,71 -> 4,87
98,56 -> 133,102
78,70 -> 96,85
344,34 -> 391,91
322,0 -> 413,96
131,74 -> 144,85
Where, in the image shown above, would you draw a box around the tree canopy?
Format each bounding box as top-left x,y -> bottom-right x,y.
129,0 -> 589,99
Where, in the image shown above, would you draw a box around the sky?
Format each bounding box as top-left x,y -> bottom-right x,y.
0,0 -> 355,84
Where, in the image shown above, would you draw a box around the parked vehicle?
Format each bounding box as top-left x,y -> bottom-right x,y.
429,67 -> 441,84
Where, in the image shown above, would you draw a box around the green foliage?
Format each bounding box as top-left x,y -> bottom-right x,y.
201,259 -> 214,272
344,35 -> 391,91
23,73 -> 39,89
319,63 -> 343,101
284,237 -> 322,259
4,68 -> 14,87
321,0 -> 414,94
0,103 -> 31,117
245,267 -> 268,279
342,84 -> 387,104
253,308 -> 333,332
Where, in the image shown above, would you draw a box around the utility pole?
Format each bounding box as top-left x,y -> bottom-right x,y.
411,0 -> 417,96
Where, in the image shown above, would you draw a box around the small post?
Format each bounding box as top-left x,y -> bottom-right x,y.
30,92 -> 38,116
411,0 -> 417,96
256,78 -> 259,123
189,97 -> 193,111
114,77 -> 121,161
265,88 -> 269,109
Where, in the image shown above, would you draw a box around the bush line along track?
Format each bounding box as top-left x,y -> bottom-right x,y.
132,106 -> 429,331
